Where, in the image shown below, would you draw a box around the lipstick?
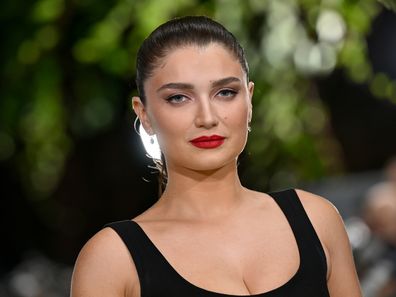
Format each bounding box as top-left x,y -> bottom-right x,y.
190,135 -> 225,149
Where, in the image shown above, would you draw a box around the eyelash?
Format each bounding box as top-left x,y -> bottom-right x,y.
165,94 -> 189,104
164,89 -> 238,104
217,89 -> 238,98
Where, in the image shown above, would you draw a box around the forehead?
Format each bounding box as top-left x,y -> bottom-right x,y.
146,43 -> 246,88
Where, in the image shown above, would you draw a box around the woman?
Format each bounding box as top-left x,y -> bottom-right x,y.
71,16 -> 362,297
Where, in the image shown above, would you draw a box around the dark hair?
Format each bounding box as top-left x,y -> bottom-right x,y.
135,16 -> 250,195
136,15 -> 249,103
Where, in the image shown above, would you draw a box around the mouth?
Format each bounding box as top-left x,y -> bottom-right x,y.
190,135 -> 225,149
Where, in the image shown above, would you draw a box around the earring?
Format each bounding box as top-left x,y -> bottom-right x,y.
133,117 -> 141,135
150,136 -> 155,144
248,125 -> 252,133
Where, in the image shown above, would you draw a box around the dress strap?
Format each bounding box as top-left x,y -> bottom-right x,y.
268,189 -> 328,281
104,220 -> 152,297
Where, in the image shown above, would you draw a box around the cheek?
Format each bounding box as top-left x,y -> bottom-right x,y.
148,109 -> 188,148
222,102 -> 249,128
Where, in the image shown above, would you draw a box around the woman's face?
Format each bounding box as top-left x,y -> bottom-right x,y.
133,43 -> 254,173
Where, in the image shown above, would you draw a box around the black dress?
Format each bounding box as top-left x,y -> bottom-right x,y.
105,189 -> 330,297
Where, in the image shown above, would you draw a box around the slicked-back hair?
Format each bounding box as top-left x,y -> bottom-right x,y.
135,15 -> 249,103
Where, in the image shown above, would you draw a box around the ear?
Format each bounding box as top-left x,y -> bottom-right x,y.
132,96 -> 154,135
247,81 -> 254,122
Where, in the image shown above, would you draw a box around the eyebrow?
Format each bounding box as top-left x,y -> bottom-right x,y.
156,76 -> 242,93
211,77 -> 241,88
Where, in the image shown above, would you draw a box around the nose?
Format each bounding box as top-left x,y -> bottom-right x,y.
194,98 -> 219,129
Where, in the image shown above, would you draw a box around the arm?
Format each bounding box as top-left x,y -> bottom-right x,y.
70,228 -> 140,297
296,189 -> 362,297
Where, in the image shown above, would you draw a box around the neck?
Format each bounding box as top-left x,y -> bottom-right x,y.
158,161 -> 246,221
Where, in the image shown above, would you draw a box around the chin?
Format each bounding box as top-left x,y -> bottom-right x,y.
184,154 -> 239,172
165,141 -> 246,172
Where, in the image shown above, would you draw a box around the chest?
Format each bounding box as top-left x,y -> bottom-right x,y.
140,217 -> 300,295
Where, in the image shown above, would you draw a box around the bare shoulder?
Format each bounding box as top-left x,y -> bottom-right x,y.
295,189 -> 362,296
294,189 -> 347,246
295,189 -> 344,230
70,227 -> 139,297
295,189 -> 339,215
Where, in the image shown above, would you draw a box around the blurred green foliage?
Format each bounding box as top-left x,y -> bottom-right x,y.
1,0 -> 395,199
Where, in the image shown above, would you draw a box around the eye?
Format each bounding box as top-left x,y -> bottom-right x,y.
217,89 -> 237,98
165,94 -> 189,104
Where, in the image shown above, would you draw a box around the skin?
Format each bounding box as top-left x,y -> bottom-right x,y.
71,43 -> 362,297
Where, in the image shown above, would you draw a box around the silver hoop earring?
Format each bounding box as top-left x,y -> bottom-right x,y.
133,117 -> 141,135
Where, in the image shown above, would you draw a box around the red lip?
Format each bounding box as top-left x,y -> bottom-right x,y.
190,135 -> 225,149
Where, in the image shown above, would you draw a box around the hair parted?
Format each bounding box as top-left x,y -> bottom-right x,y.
135,15 -> 249,103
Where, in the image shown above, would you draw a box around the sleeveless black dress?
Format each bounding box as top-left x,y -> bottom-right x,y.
105,189 -> 330,297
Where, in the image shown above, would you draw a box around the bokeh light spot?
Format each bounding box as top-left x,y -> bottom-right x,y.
316,9 -> 346,43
